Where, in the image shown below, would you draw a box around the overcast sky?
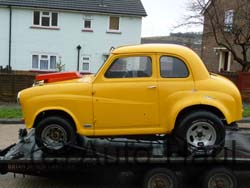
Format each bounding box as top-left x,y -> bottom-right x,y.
140,0 -> 203,37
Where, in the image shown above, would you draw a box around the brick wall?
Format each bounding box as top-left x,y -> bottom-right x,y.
202,0 -> 243,73
0,71 -> 36,102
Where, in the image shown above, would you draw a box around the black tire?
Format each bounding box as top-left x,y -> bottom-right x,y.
35,116 -> 76,154
143,168 -> 179,188
174,110 -> 225,156
202,167 -> 237,188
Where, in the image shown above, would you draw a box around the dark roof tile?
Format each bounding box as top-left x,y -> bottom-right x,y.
0,0 -> 147,16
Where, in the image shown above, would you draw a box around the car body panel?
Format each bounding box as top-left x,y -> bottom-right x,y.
18,44 -> 242,137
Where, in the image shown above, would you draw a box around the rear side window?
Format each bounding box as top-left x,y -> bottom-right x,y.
105,56 -> 152,78
160,56 -> 189,78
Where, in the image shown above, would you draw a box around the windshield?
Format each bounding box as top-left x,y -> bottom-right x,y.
94,55 -> 110,76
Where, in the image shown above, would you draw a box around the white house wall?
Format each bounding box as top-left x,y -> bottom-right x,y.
0,7 -> 10,68
0,7 -> 142,73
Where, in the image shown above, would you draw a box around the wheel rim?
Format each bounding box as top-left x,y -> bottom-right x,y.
41,124 -> 67,150
148,173 -> 174,188
208,173 -> 234,188
186,121 -> 217,148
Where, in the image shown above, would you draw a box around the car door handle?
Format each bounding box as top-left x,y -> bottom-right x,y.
147,85 -> 157,89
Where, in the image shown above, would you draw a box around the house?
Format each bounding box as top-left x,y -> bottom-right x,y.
0,0 -> 146,73
202,0 -> 248,73
141,32 -> 202,56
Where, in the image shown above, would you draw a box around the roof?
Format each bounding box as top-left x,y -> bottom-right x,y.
112,44 -> 195,54
111,44 -> 210,81
0,0 -> 147,17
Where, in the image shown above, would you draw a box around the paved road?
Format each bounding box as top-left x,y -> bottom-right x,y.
0,124 -> 250,188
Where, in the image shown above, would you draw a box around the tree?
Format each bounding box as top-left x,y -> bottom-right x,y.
184,0 -> 250,72
56,56 -> 65,72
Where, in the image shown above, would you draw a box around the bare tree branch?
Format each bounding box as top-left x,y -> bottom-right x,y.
179,0 -> 250,72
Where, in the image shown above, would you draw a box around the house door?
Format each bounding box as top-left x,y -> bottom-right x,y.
219,51 -> 231,72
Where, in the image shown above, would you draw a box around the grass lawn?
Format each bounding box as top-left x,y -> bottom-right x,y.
0,105 -> 250,119
0,106 -> 22,119
243,104 -> 250,117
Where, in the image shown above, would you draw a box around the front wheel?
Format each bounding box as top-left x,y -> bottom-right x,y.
174,111 -> 225,156
35,116 -> 76,154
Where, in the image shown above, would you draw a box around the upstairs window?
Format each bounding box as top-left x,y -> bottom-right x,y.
224,10 -> 234,32
33,11 -> 59,27
32,54 -> 57,71
83,15 -> 93,30
109,16 -> 120,31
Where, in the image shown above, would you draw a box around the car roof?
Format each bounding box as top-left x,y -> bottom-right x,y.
112,44 -> 194,54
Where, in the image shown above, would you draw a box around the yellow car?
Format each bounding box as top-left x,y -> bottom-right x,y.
18,44 -> 242,155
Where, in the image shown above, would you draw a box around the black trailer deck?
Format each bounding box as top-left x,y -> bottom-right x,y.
1,128 -> 250,188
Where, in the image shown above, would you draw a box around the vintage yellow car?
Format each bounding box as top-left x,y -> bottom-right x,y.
18,44 -> 242,155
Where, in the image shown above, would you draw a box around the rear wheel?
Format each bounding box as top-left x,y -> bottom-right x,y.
35,116 -> 76,154
174,111 -> 225,156
202,167 -> 237,188
143,168 -> 179,188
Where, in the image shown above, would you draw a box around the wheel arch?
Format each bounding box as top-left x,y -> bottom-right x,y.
33,109 -> 77,131
175,104 -> 226,128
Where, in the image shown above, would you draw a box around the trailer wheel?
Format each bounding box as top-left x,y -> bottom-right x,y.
202,167 -> 237,188
175,110 -> 225,156
143,168 -> 179,188
35,116 -> 76,154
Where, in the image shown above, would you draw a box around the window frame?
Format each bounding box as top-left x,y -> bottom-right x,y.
104,56 -> 153,79
83,15 -> 93,31
32,10 -> 59,28
31,54 -> 58,71
159,56 -> 189,78
107,16 -> 121,33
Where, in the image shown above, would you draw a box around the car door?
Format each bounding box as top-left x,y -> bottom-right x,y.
93,54 -> 160,136
157,55 -> 195,133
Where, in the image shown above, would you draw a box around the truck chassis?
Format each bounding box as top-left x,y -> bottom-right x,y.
0,128 -> 250,188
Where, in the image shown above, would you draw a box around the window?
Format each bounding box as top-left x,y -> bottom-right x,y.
33,11 -> 59,27
109,16 -> 120,31
83,15 -> 92,30
50,56 -> 57,69
32,54 -> 57,71
224,10 -> 234,32
33,11 -> 40,25
82,56 -> 90,72
40,55 -> 49,70
32,55 -> 39,69
105,56 -> 152,78
51,13 -> 58,27
160,56 -> 189,78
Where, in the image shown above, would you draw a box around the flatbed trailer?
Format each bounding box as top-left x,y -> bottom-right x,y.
0,128 -> 250,188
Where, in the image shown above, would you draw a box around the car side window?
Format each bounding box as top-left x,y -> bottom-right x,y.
105,56 -> 152,78
160,56 -> 189,78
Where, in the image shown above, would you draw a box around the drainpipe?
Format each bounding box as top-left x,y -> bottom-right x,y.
8,6 -> 12,70
76,45 -> 82,71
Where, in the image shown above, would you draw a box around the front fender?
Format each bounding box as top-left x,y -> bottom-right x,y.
26,106 -> 80,130
21,93 -> 94,136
